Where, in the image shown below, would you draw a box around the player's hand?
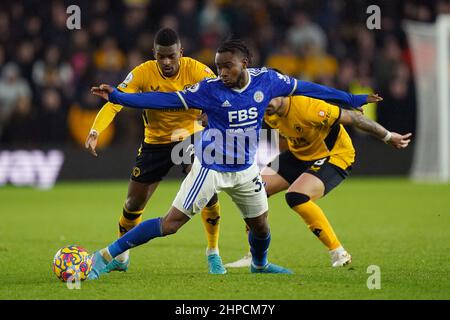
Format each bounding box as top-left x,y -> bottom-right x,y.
197,113 -> 209,127
91,84 -> 114,100
85,130 -> 99,157
366,93 -> 383,103
388,132 -> 412,149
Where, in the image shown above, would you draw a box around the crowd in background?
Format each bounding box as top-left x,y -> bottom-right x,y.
1,0 -> 449,148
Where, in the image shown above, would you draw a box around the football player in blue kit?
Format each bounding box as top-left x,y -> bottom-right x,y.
87,39 -> 376,279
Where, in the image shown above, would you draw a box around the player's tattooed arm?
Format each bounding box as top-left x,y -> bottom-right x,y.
339,109 -> 412,149
340,109 -> 386,139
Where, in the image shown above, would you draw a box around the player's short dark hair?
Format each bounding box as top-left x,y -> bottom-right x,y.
217,38 -> 252,64
154,28 -> 180,46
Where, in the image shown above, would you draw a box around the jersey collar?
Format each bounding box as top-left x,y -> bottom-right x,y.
231,69 -> 251,93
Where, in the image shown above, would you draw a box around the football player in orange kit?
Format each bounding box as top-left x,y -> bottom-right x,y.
85,28 -> 226,274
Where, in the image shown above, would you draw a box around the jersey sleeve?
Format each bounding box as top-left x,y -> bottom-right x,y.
90,64 -> 145,133
176,80 -> 212,111
268,69 -> 368,108
108,80 -> 211,111
117,64 -> 145,93
192,60 -> 216,82
90,102 -> 123,134
268,69 -> 299,98
295,97 -> 341,128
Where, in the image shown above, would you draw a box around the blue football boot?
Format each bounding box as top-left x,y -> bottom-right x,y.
87,251 -> 109,280
103,258 -> 130,273
207,254 -> 227,274
250,262 -> 293,274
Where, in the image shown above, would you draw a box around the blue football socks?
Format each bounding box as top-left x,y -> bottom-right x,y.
108,217 -> 163,258
248,231 -> 270,267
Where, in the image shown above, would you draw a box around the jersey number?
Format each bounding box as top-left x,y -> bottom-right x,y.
253,176 -> 263,193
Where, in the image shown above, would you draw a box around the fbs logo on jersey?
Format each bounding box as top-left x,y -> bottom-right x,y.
318,110 -> 326,118
228,107 -> 258,123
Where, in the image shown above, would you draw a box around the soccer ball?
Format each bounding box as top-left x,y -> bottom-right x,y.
52,245 -> 92,282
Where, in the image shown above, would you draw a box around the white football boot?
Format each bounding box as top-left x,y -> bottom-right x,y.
329,247 -> 352,267
224,252 -> 252,268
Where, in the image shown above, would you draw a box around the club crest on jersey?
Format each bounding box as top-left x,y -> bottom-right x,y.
253,91 -> 264,103
318,110 -> 326,118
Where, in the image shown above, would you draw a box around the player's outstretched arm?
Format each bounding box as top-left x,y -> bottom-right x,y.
270,70 -> 382,109
91,84 -> 187,110
339,109 -> 412,149
295,81 -> 383,108
84,103 -> 122,157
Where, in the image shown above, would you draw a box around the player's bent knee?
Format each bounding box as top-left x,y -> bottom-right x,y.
285,192 -> 310,208
246,213 -> 270,237
250,225 -> 270,238
253,226 -> 270,238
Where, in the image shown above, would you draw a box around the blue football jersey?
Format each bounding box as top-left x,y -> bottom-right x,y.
109,67 -> 368,172
176,68 -> 298,172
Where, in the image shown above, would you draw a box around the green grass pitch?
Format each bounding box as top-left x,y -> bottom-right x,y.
1,178 -> 449,300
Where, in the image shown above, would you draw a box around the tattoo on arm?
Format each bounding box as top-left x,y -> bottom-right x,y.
347,111 -> 387,139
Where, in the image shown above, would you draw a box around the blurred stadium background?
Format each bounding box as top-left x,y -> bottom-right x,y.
3,0 -> 450,187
